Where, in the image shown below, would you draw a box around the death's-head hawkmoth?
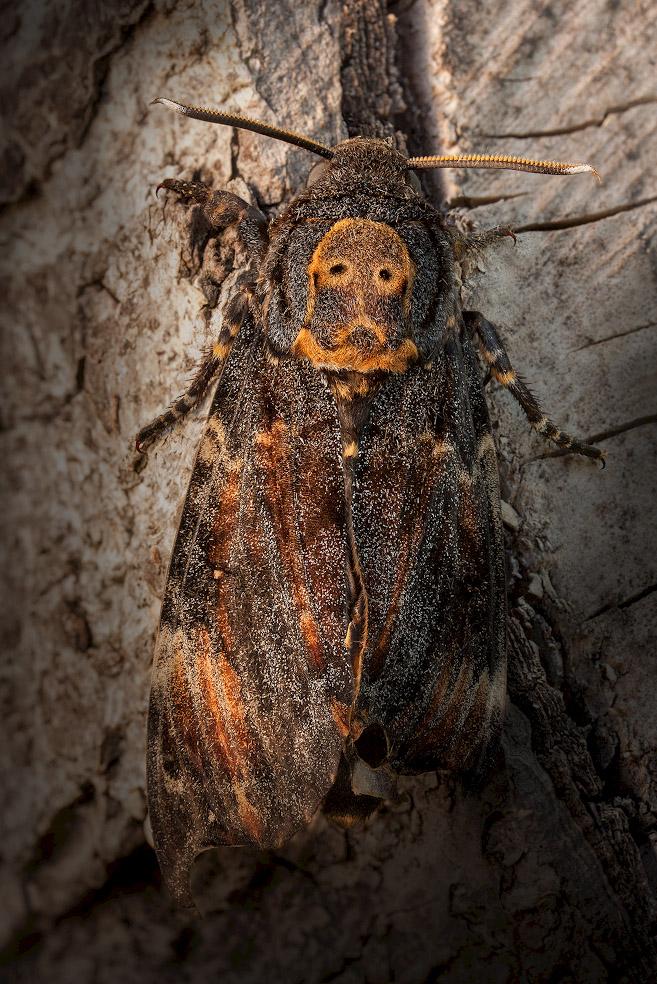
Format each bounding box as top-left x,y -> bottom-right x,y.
137,98 -> 603,909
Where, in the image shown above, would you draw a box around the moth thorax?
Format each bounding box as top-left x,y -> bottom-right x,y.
292,218 -> 419,373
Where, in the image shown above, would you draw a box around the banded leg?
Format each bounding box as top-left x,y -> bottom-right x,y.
464,310 -> 605,463
158,179 -> 268,258
135,285 -> 251,452
136,181 -> 268,452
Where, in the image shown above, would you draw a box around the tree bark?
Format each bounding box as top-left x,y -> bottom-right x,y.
1,0 -> 655,980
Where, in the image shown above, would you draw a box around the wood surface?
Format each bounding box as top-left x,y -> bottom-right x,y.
1,0 -> 655,980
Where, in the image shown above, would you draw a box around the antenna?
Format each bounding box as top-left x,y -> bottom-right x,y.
152,98 -> 334,160
407,153 -> 599,178
152,99 -> 599,178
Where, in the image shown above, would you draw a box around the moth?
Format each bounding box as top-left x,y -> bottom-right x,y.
137,98 -> 603,908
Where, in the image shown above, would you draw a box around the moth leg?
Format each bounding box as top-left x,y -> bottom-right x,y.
464,310 -> 605,463
453,226 -> 516,259
135,285 -> 251,452
158,179 -> 269,258
136,181 -> 267,452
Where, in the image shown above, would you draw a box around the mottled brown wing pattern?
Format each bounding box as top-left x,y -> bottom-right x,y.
147,319 -> 354,907
352,327 -> 506,779
140,124 -> 603,907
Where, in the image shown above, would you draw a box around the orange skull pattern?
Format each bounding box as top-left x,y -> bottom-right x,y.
292,218 -> 419,372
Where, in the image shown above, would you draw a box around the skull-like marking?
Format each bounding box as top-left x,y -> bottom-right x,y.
292,218 -> 418,373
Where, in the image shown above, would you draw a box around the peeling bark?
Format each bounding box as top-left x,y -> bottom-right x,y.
1,0 -> 656,981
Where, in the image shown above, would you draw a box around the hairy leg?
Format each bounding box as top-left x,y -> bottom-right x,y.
136,184 -> 268,452
463,310 -> 605,463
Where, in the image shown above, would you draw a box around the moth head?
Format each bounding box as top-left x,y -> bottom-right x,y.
151,98 -> 600,183
304,140 -> 419,195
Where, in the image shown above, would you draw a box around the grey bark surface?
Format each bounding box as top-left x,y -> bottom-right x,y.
1,0 -> 655,981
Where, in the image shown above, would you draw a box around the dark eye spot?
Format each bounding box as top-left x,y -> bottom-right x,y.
306,160 -> 330,188
405,170 -> 422,193
378,269 -> 392,281
329,263 -> 346,276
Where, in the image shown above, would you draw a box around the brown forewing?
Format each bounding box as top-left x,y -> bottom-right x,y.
352,326 -> 506,780
147,318 -> 354,907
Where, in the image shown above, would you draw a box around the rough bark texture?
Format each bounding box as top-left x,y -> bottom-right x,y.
1,0 -> 655,980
